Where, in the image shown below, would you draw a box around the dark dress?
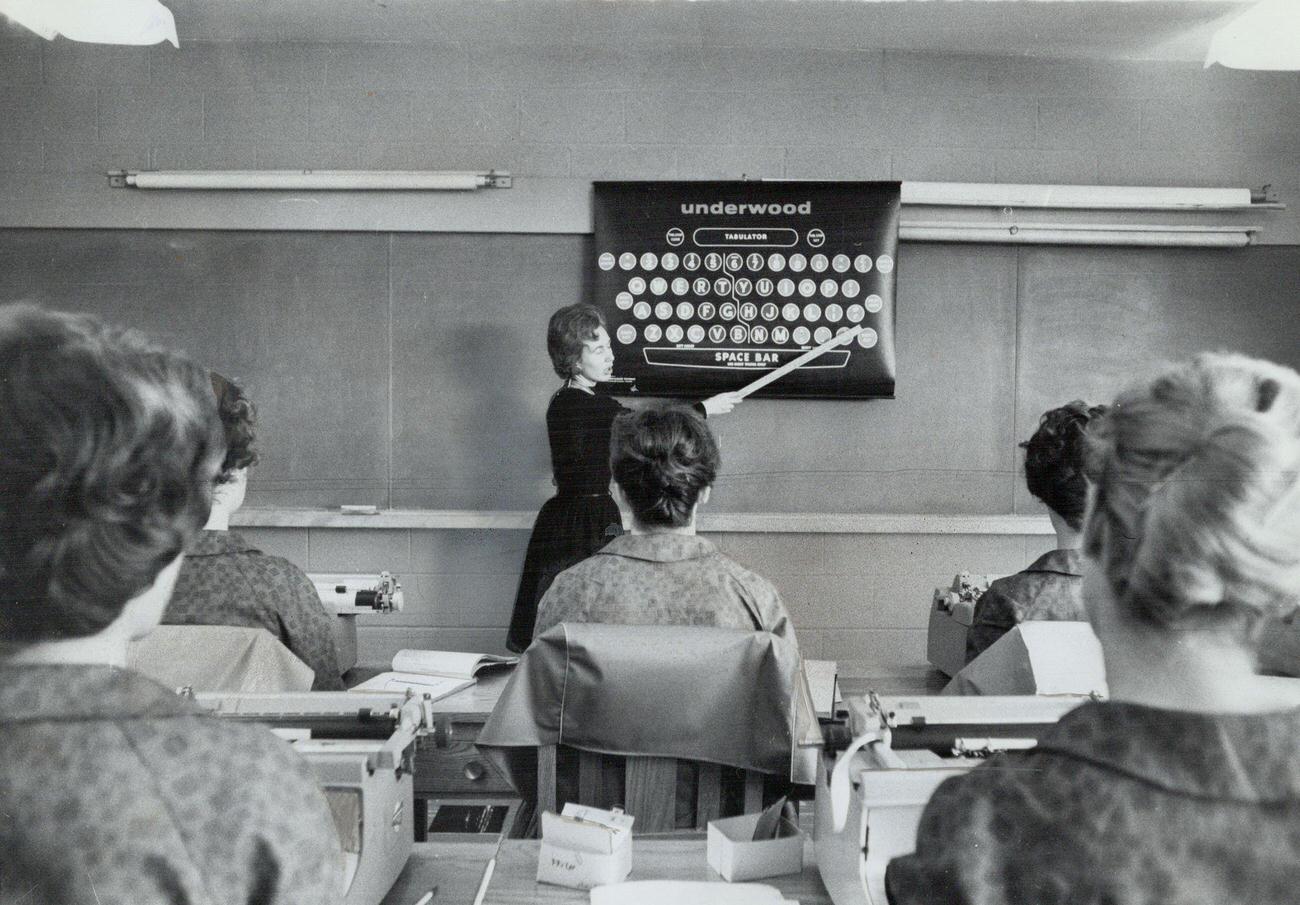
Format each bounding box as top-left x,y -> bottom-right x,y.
507,387 -> 627,652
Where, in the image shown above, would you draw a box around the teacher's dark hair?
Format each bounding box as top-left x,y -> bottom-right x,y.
611,403 -> 719,528
1021,400 -> 1108,530
209,371 -> 259,483
548,304 -> 606,379
0,303 -> 223,647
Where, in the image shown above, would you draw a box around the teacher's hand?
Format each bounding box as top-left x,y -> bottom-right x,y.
702,392 -> 743,416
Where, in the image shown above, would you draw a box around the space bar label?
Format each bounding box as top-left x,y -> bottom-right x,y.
642,347 -> 851,370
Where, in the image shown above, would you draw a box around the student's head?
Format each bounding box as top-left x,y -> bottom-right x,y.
0,304 -> 223,649
610,403 -> 719,529
1021,400 -> 1107,530
548,304 -> 612,382
1082,352 -> 1300,641
207,372 -> 258,517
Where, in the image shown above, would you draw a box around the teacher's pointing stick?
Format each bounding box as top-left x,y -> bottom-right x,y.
732,324 -> 865,399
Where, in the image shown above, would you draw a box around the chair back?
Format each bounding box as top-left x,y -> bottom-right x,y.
127,624 -> 314,693
478,623 -> 820,832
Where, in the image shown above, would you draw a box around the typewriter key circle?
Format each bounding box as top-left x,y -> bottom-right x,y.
846,304 -> 865,323
616,324 -> 637,344
739,302 -> 758,321
810,254 -> 828,273
676,301 -> 695,320
619,252 -> 637,270
665,324 -> 684,343
644,324 -> 663,342
683,253 -> 701,271
697,302 -> 716,320
760,303 -> 779,321
713,277 -> 733,296
719,302 -> 737,320
750,325 -> 769,344
661,252 -> 680,271
832,254 -> 851,273
841,279 -> 861,298
820,279 -> 838,299
755,278 -> 774,297
807,229 -> 826,247
616,292 -> 634,310
730,325 -> 748,343
772,326 -> 790,344
854,254 -> 872,273
725,253 -> 744,272
792,326 -> 811,345
803,303 -> 822,322
693,277 -> 711,295
788,254 -> 807,273
767,253 -> 786,272
640,252 -> 658,271
824,303 -> 844,323
655,301 -> 673,320
687,324 -> 705,344
864,294 -> 884,313
704,253 -> 723,272
798,279 -> 817,298
599,252 -> 616,271
777,278 -> 795,298
650,277 -> 667,296
814,327 -> 832,344
671,277 -> 689,296
633,302 -> 652,320
709,324 -> 727,343
876,254 -> 894,274
628,276 -> 646,294
666,228 -> 685,246
746,253 -> 764,271
782,303 -> 800,322
858,327 -> 879,348
734,278 -> 753,297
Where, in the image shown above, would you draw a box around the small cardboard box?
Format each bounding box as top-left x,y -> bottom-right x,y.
537,804 -> 634,890
706,812 -> 804,882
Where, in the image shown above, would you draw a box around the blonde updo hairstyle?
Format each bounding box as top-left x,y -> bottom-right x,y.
1083,352 -> 1300,638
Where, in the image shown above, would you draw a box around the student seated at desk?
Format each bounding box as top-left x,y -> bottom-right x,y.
534,402 -> 795,643
0,305 -> 343,905
888,352 -> 1300,905
162,372 -> 344,690
965,400 -> 1106,663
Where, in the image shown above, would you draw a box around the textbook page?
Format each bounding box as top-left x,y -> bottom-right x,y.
348,671 -> 473,699
390,649 -> 517,679
803,659 -> 841,718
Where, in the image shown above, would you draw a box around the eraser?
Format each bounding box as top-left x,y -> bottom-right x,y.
340,504 -> 379,515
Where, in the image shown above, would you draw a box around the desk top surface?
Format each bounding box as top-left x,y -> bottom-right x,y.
381,839 -> 831,905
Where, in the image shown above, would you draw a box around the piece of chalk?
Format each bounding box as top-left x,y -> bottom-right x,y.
340,504 -> 379,515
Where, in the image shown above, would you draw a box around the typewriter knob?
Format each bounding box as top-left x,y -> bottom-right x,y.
463,760 -> 485,782
432,715 -> 452,748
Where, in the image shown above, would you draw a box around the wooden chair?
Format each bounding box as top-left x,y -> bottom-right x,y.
536,747 -> 769,833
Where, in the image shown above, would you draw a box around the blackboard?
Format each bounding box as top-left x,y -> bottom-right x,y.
1,229 -> 1296,515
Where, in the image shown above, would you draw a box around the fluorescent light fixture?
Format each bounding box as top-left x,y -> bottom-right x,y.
899,221 -> 1256,248
0,0 -> 178,47
1205,0 -> 1300,70
902,182 -> 1259,211
108,170 -> 512,190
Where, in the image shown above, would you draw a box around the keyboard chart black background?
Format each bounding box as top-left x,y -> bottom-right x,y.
591,181 -> 901,400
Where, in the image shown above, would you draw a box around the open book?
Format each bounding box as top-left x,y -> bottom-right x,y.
349,649 -> 517,698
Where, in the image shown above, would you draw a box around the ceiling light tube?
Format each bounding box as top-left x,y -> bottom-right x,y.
899,220 -> 1255,247
901,182 -> 1262,211
108,170 -> 512,190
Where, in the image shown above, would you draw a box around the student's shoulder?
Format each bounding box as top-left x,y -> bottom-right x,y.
712,550 -> 780,597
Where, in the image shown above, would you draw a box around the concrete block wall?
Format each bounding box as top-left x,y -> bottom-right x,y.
241,525 -> 1056,662
0,34 -> 1297,236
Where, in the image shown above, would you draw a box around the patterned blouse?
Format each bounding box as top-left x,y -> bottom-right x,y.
966,548 -> 1085,663
0,663 -> 342,905
886,699 -> 1300,905
534,533 -> 796,643
164,530 -> 344,690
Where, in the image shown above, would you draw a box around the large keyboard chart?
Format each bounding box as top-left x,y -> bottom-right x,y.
591,181 -> 901,399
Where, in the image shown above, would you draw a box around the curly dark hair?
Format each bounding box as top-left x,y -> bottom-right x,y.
0,304 -> 223,647
610,403 -> 719,528
547,304 -> 606,380
1021,400 -> 1108,530
209,371 -> 259,482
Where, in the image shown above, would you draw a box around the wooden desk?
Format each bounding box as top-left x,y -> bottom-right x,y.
380,839 -> 832,905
